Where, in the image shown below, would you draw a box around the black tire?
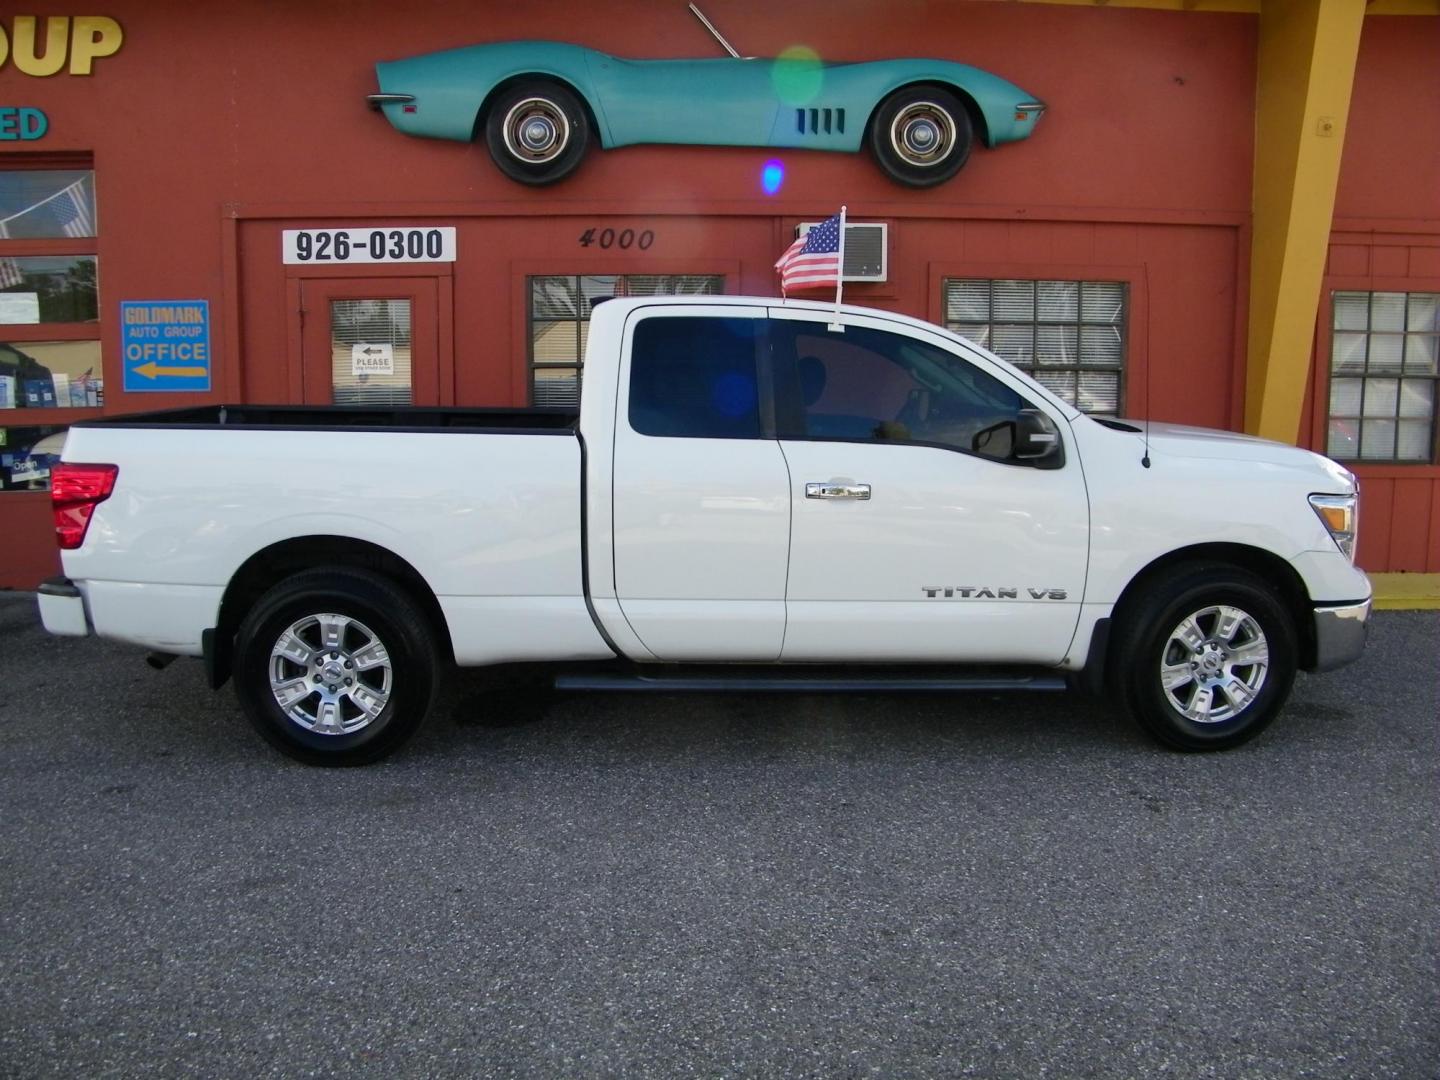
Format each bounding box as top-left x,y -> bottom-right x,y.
868,85 -> 973,188
1111,563 -> 1298,752
233,568 -> 440,766
484,79 -> 590,185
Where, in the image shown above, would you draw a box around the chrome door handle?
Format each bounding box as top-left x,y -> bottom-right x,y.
805,482 -> 871,500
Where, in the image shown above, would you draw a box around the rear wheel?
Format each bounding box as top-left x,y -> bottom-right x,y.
868,86 -> 973,187
484,80 -> 590,185
1112,563 -> 1298,751
234,569 -> 439,765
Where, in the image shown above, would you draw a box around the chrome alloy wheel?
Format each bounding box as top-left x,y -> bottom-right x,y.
888,101 -> 957,167
501,97 -> 570,164
268,613 -> 393,735
1159,605 -> 1270,724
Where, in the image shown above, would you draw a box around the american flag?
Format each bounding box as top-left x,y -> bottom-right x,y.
0,177 -> 94,240
775,211 -> 844,295
0,216 -> 20,289
50,179 -> 94,238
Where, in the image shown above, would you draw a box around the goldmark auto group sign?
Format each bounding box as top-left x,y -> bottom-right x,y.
0,16 -> 123,75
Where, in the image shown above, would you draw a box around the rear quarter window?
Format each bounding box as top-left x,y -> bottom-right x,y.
628,317 -> 762,439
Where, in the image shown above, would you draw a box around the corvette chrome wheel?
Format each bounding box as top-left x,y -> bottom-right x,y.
889,101 -> 957,168
869,86 -> 972,188
501,97 -> 570,164
485,80 -> 591,185
1158,604 -> 1270,724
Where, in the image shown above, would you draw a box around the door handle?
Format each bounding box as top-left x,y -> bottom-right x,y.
805,482 -> 871,500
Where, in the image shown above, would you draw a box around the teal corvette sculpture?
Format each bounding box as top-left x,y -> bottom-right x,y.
366,10 -> 1045,187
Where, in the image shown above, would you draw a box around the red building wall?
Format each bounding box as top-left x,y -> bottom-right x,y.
1319,15 -> 1440,572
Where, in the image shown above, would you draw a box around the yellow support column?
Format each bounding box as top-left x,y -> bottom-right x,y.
1245,0 -> 1366,442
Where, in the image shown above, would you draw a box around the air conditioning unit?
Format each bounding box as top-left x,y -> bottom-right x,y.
795,221 -> 888,282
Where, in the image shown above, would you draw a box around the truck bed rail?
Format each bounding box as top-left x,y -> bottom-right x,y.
70,404 -> 579,434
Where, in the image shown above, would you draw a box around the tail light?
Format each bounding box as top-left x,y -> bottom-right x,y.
51,463 -> 119,550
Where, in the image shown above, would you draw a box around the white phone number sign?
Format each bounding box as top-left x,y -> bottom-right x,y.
282,227 -> 456,264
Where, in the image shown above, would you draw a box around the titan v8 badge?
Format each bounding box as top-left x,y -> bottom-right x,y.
922,586 -> 1068,600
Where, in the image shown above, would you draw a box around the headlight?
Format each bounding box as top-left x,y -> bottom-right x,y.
1309,493 -> 1357,563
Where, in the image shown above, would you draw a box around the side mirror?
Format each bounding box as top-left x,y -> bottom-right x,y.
1015,408 -> 1064,468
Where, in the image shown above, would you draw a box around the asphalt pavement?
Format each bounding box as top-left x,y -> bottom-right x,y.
0,591 -> 1435,1079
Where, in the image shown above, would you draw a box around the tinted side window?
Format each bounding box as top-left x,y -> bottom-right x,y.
628,317 -> 762,439
787,326 -> 1029,461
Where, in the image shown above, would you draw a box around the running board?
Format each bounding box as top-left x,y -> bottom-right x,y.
554,670 -> 1067,693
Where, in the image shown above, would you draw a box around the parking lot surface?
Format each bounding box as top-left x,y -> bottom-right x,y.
1,593 -> 1436,1078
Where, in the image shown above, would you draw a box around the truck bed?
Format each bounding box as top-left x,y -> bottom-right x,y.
71,404 -> 578,434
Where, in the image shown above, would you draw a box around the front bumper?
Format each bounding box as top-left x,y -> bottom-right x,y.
37,576 -> 90,637
1311,598 -> 1371,672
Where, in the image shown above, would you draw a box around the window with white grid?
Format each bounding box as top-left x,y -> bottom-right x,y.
528,275 -> 724,407
1328,291 -> 1438,463
942,279 -> 1127,415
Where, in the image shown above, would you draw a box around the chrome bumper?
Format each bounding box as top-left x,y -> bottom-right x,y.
1311,598 -> 1371,672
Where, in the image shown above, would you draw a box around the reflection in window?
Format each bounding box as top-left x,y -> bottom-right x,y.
529,275 -> 724,407
1328,291 -> 1437,463
0,255 -> 99,324
0,172 -> 96,240
0,341 -> 103,409
943,278 -> 1127,415
787,325 -> 1029,461
0,424 -> 66,492
1,166 -> 102,420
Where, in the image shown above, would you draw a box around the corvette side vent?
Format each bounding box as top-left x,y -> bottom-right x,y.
795,221 -> 888,282
796,107 -> 845,135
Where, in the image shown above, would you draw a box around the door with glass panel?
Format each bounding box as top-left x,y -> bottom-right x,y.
299,278 -> 440,406
610,309 -> 791,662
771,308 -> 1089,665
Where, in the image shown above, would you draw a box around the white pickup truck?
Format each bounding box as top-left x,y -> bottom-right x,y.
39,296 -> 1370,764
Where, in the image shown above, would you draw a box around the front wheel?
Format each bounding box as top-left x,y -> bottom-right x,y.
1112,564 -> 1298,751
233,569 -> 440,765
484,80 -> 590,186
868,86 -> 973,188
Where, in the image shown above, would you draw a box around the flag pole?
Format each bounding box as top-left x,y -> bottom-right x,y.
828,204 -> 847,332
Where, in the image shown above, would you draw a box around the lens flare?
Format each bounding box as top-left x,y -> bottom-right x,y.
772,45 -> 823,105
713,371 -> 758,418
761,159 -> 785,196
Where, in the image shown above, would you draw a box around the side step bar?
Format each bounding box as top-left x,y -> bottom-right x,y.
554,670 -> 1067,693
